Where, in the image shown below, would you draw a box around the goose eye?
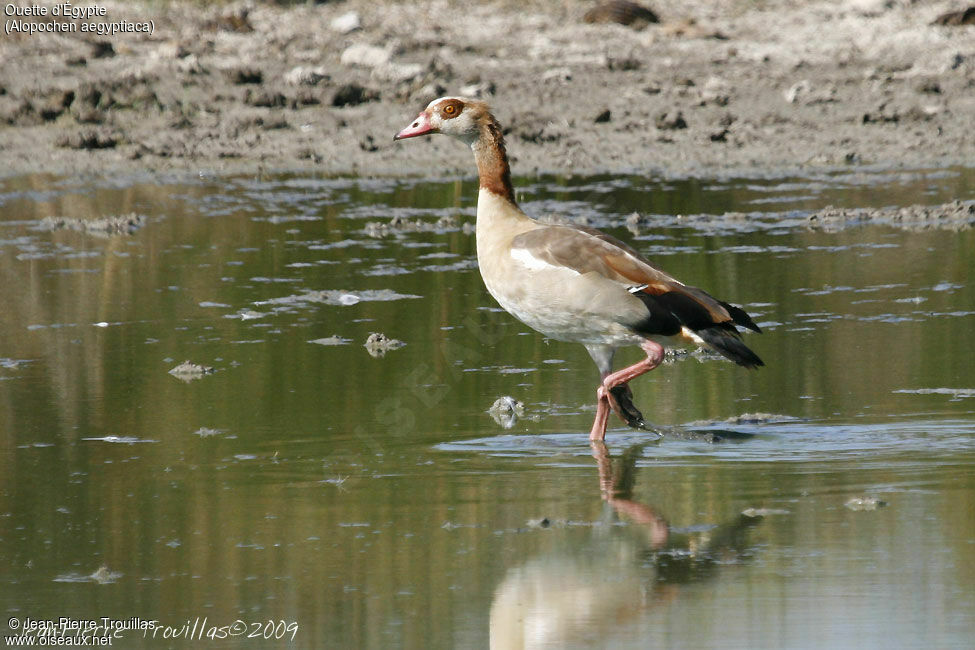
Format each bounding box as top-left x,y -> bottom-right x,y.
443,104 -> 456,116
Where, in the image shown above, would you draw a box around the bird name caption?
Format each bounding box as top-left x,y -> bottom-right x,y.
6,617 -> 299,643
4,4 -> 155,36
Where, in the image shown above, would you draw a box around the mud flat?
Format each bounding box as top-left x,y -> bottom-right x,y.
1,0 -> 973,186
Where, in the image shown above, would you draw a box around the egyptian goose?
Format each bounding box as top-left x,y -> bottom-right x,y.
394,97 -> 763,441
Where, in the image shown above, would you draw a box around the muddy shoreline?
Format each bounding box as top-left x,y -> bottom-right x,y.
2,0 -> 974,186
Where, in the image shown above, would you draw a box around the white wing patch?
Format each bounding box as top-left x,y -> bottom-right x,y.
510,247 -> 580,275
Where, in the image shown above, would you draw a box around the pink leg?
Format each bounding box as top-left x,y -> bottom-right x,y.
589,340 -> 665,442
589,386 -> 612,440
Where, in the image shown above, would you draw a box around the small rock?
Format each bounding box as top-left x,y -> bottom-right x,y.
2,99 -> 40,126
845,496 -> 888,511
38,89 -> 74,121
226,67 -> 263,85
709,128 -> 729,142
290,90 -> 321,108
931,7 -> 975,26
660,18 -> 728,40
88,40 -> 115,59
155,41 -> 190,59
489,396 -> 524,415
359,135 -> 379,152
376,62 -> 425,84
168,360 -> 215,380
245,90 -> 287,108
364,332 -> 405,358
607,56 -> 642,71
584,0 -> 659,28
74,82 -> 103,110
411,82 -> 448,106
594,108 -> 612,123
332,83 -> 378,107
700,76 -> 731,105
541,67 -> 572,83
459,81 -> 495,98
203,7 -> 253,32
340,44 -> 391,69
488,395 -> 524,429
862,102 -> 899,124
784,79 -> 811,104
89,566 -> 121,584
655,110 -> 687,130
75,109 -> 104,124
176,54 -> 205,75
331,11 -> 362,34
625,212 -> 646,235
848,0 -> 894,17
284,66 -> 329,86
56,129 -> 118,150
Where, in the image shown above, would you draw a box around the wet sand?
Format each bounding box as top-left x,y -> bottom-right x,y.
2,0 -> 974,192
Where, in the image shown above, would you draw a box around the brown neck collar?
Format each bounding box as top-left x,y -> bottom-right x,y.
471,116 -> 515,203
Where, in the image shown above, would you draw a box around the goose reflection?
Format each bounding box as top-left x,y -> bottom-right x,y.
489,442 -> 763,650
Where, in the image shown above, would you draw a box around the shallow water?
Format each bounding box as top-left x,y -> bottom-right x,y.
1,167 -> 974,648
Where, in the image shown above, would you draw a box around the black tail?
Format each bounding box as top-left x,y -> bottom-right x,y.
699,324 -> 764,368
630,288 -> 764,368
720,300 -> 762,333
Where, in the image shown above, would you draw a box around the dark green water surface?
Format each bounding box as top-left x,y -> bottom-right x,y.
1,167 -> 974,648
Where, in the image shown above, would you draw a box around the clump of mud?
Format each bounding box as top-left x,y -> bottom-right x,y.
168,360 -> 215,381
38,213 -> 147,236
807,200 -> 975,231
488,395 -> 525,429
364,332 -> 405,357
364,214 -> 466,238
845,496 -> 888,511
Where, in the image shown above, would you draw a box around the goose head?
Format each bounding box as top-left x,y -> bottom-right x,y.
394,96 -> 488,146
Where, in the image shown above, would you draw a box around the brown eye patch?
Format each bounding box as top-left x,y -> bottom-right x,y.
440,99 -> 463,119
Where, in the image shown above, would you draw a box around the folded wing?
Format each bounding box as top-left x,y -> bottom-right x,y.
511,224 -> 764,368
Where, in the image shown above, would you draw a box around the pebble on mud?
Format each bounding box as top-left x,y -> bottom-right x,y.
931,6 -> 975,26
330,11 -> 362,34
225,67 -> 263,85
364,332 -> 405,358
284,66 -> 330,86
583,0 -> 659,28
168,360 -> 215,380
56,129 -> 118,150
655,110 -> 688,130
332,83 -> 379,108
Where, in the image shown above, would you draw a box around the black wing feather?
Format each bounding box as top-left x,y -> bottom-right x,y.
631,290 -> 764,369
